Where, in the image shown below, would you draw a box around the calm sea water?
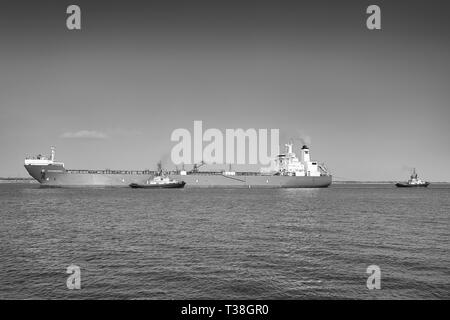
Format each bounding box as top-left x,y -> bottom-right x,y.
0,183 -> 448,299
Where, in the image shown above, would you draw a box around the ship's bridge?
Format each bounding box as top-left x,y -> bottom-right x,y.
24,158 -> 65,167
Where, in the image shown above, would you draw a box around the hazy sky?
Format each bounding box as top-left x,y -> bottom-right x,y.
1,0 -> 449,181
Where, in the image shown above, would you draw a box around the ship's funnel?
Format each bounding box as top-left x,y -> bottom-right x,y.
50,146 -> 55,161
300,145 -> 310,162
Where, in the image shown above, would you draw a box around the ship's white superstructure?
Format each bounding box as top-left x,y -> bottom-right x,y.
272,143 -> 328,177
24,146 -> 64,166
406,169 -> 427,185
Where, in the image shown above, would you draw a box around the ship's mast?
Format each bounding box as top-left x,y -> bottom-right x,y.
285,141 -> 293,154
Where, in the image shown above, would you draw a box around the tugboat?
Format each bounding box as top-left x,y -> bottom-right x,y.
129,176 -> 186,189
129,161 -> 185,189
395,169 -> 429,188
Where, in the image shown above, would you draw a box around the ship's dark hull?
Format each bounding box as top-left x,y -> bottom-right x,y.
129,182 -> 186,189
395,182 -> 429,188
168,174 -> 332,188
24,164 -> 153,187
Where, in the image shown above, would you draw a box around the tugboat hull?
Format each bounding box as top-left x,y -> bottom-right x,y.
395,182 -> 429,188
168,174 -> 332,188
129,181 -> 186,189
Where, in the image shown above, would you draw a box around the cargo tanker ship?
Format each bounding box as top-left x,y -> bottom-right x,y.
24,143 -> 332,188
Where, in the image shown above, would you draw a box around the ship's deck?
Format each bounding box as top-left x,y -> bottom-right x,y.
66,170 -> 156,175
65,169 -> 329,177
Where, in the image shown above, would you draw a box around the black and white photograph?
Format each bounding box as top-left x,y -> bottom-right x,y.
0,0 -> 449,308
